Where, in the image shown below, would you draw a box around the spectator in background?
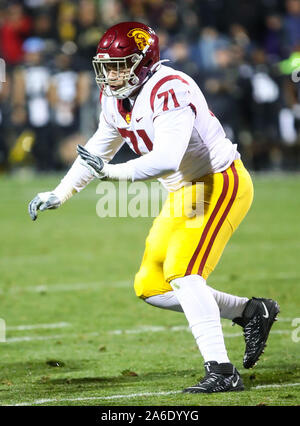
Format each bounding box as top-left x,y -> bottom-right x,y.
12,37 -> 53,171
32,10 -> 56,42
218,0 -> 264,43
196,0 -> 223,29
191,27 -> 230,71
229,24 -> 253,58
0,1 -> 32,66
56,1 -> 77,44
158,2 -> 181,38
143,0 -> 166,30
264,14 -> 287,62
48,50 -> 90,168
0,73 -> 11,171
155,29 -> 173,61
123,0 -> 144,21
23,0 -> 59,9
278,75 -> 300,152
200,45 -> 240,145
49,52 -> 79,141
76,0 -> 104,70
139,0 -> 182,40
284,0 -> 300,53
180,8 -> 200,43
277,45 -> 300,152
248,48 -> 283,169
168,38 -> 199,81
99,0 -> 129,28
0,0 -> 299,173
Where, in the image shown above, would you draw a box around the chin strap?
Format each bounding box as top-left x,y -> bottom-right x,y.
149,59 -> 169,74
139,59 -> 170,89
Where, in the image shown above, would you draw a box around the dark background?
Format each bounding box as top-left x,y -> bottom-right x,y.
1,0 -> 300,173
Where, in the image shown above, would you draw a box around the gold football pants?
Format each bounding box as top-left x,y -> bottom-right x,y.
134,160 -> 254,299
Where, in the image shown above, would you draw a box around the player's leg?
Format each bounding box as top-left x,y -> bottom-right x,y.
134,202 -> 242,392
145,286 -> 249,319
137,161 -> 253,317
178,160 -> 279,370
142,168 -> 249,317
170,274 -> 230,364
170,274 -> 244,393
137,161 -> 252,327
134,176 -> 225,300
135,160 -> 277,390
133,195 -> 178,300
163,160 -> 253,392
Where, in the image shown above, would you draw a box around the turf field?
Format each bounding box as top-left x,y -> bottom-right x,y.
0,172 -> 300,406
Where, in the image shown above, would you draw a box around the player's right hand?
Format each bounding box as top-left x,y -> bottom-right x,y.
28,192 -> 61,221
76,144 -> 106,179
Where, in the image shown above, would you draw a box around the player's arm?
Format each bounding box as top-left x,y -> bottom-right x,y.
28,111 -> 123,221
77,83 -> 195,181
123,106 -> 195,180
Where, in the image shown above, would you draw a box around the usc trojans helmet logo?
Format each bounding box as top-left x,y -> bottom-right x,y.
127,28 -> 152,50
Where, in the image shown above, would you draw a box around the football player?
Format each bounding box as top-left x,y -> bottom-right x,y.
28,22 -> 280,393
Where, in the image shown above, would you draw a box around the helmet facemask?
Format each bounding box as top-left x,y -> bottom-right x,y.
92,52 -> 145,99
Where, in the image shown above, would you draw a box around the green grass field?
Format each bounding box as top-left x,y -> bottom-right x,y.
0,172 -> 300,406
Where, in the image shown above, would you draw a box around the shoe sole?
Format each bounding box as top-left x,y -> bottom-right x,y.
244,300 -> 280,369
183,385 -> 245,394
183,376 -> 245,394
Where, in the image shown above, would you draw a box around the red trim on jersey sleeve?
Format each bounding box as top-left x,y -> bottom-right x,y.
117,127 -> 142,155
136,129 -> 153,151
189,103 -> 197,117
150,75 -> 190,112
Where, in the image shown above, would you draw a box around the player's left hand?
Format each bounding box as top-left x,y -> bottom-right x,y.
77,145 -> 106,179
28,192 -> 61,221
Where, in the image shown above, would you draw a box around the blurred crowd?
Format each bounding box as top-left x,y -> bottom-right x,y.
1,0 -> 300,173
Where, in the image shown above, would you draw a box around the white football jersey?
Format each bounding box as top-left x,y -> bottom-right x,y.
62,65 -> 240,193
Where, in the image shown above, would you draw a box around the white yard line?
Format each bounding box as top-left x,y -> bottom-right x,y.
108,325 -> 290,336
11,390 -> 180,406
4,325 -> 291,343
5,332 -> 99,343
6,322 -> 70,331
10,382 -> 300,406
2,269 -> 299,295
6,334 -> 70,343
254,382 -> 300,389
3,281 -> 130,294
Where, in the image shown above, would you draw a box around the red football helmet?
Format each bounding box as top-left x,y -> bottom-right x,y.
93,22 -> 160,99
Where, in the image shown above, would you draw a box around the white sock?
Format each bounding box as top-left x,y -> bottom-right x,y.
170,274 -> 230,363
145,287 -> 248,320
207,286 -> 248,320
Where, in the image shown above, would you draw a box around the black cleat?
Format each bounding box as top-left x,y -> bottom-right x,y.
183,361 -> 244,393
233,297 -> 280,369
